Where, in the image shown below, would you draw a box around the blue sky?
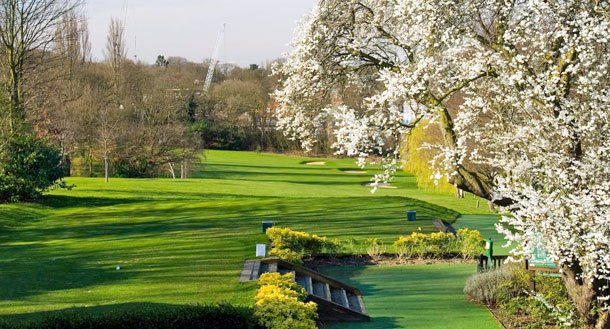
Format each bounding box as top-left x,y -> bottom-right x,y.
85,0 -> 315,66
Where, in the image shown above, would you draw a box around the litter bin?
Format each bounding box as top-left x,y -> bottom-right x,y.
262,221 -> 274,233
406,211 -> 417,221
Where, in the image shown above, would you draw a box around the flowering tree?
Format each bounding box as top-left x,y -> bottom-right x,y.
274,0 -> 610,326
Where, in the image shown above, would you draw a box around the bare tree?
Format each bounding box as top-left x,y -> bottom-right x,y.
96,17 -> 127,182
104,17 -> 126,104
78,14 -> 90,63
0,0 -> 81,132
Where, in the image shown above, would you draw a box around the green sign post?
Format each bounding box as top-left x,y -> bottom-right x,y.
485,238 -> 493,261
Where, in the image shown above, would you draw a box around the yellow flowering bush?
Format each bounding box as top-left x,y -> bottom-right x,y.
394,232 -> 430,258
426,232 -> 453,254
255,273 -> 317,329
394,229 -> 484,259
456,228 -> 485,260
266,227 -> 340,264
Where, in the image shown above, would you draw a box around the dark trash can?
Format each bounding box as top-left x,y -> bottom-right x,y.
406,211 -> 417,221
262,221 -> 274,233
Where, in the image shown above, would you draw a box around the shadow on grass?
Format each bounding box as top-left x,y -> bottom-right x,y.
39,195 -> 143,209
5,195 -> 458,240
0,246 -> 136,299
0,302 -> 234,323
0,194 -> 459,302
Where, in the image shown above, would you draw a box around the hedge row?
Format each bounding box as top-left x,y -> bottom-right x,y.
266,227 -> 340,264
0,304 -> 262,329
394,229 -> 485,259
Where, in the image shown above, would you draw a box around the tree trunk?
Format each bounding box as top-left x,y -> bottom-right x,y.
168,162 -> 176,179
562,264 -> 609,328
9,67 -> 22,132
104,148 -> 109,183
88,146 -> 93,177
180,160 -> 187,179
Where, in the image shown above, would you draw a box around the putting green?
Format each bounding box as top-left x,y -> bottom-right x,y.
321,264 -> 502,329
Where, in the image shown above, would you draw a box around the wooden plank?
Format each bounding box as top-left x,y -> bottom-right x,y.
306,294 -> 371,322
239,260 -> 258,282
305,276 -> 313,294
313,282 -> 326,299
433,219 -> 447,232
339,289 -> 349,307
347,293 -> 361,313
323,283 -> 331,301
252,260 -> 261,279
263,258 -> 363,295
357,295 -> 367,315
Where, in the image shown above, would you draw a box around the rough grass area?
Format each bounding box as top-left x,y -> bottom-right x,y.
0,150 -> 492,324
320,264 -> 502,329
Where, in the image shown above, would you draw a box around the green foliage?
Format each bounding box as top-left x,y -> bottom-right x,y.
394,232 -> 430,259
463,263 -> 527,307
0,133 -> 64,202
498,275 -> 579,329
393,229 -> 484,259
266,227 -> 340,264
456,228 -> 486,260
365,238 -> 385,260
0,304 -> 260,329
401,120 -> 456,193
464,263 -> 580,328
255,273 -> 317,329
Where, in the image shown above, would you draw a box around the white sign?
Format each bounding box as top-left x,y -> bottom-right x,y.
256,244 -> 266,257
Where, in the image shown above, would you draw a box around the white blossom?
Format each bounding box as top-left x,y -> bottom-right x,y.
274,0 -> 610,305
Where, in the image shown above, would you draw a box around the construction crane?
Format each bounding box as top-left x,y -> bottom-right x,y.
203,24 -> 226,92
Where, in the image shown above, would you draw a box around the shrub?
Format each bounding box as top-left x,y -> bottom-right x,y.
0,304 -> 261,329
255,273 -> 317,329
465,263 -> 580,328
464,263 -> 528,307
266,227 -> 340,264
427,232 -> 457,256
365,238 -> 385,260
456,229 -> 485,260
394,229 -> 484,259
344,237 -> 358,254
499,274 -> 579,328
0,133 -> 65,202
394,232 -> 428,258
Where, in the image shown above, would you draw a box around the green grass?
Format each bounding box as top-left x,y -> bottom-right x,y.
0,150 -> 495,324
320,265 -> 502,329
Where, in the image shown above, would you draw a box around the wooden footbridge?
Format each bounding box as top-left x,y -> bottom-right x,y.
240,258 -> 370,323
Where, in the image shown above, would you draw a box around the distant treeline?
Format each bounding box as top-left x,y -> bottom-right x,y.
2,9 -> 310,182
0,1 -> 338,201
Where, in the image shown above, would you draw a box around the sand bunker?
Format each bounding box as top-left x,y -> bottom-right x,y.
368,183 -> 398,189
343,170 -> 367,174
304,161 -> 326,165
